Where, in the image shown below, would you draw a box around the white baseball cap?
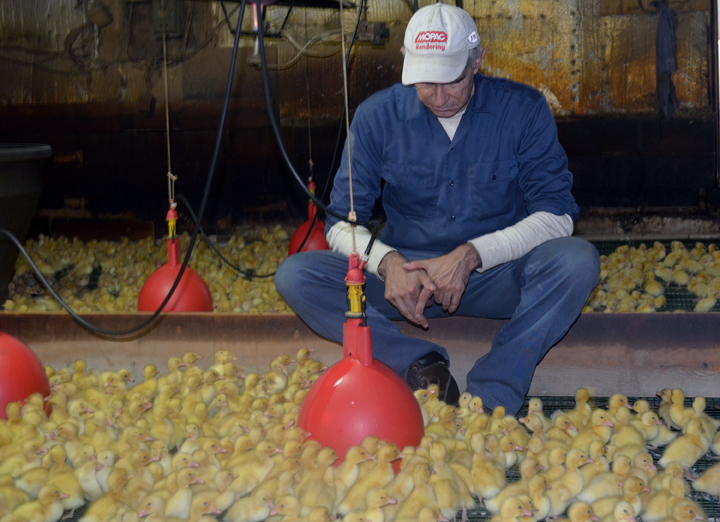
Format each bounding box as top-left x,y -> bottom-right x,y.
402,3 -> 480,86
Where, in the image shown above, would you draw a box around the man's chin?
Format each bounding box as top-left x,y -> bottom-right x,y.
433,108 -> 459,118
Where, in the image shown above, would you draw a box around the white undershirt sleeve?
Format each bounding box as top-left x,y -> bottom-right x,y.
326,222 -> 396,280
469,212 -> 574,272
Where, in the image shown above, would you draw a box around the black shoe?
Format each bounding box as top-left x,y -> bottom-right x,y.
405,351 -> 460,406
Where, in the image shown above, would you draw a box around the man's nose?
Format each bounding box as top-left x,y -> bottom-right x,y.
432,85 -> 450,106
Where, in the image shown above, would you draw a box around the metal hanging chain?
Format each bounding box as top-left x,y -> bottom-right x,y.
161,0 -> 176,205
338,0 -> 357,253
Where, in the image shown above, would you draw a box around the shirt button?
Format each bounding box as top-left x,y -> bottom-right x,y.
448,180 -> 455,186
450,215 -> 456,221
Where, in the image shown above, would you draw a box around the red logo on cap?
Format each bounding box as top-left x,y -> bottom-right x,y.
415,31 -> 448,43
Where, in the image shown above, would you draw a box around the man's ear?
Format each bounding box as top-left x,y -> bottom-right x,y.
474,47 -> 488,73
400,46 -> 405,56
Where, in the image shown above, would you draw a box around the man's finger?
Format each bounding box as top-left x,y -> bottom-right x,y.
414,286 -> 434,318
401,298 -> 428,328
403,260 -> 429,273
448,291 -> 462,314
416,270 -> 437,292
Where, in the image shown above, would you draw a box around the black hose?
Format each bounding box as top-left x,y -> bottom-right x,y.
255,0 -> 380,237
293,0 -> 366,255
0,0 -> 248,336
175,193 -> 275,280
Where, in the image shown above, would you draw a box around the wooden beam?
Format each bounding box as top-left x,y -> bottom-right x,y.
1,313 -> 717,399
600,0 -> 710,16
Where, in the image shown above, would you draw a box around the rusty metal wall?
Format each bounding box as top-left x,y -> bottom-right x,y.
0,0 -> 713,120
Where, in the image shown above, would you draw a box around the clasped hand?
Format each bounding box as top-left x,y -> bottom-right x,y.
378,244 -> 481,329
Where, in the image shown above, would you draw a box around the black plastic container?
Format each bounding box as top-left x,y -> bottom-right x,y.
0,144 -> 52,303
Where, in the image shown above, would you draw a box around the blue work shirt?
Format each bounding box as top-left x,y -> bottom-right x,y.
327,74 -> 579,254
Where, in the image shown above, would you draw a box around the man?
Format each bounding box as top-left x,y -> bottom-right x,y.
275,3 -> 600,415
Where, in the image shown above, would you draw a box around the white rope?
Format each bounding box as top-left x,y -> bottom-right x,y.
338,0 -> 356,253
161,0 -> 176,204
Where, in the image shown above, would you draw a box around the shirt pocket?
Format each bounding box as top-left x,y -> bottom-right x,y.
382,163 -> 438,220
469,160 -> 520,221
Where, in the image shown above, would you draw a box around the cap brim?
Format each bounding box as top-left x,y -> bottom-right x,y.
401,48 -> 469,86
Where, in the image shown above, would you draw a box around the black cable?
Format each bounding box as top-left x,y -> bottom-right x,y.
255,0 -> 380,236
175,194 -> 275,280
0,0 -> 248,336
292,0 -> 366,255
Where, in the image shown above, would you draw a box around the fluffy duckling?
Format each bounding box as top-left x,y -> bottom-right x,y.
0,438 -> 47,478
648,462 -> 684,492
414,389 -> 432,427
425,405 -> 460,440
485,457 -> 543,514
297,447 -> 337,516
498,435 -> 525,470
334,445 -> 373,505
546,448 -> 590,518
470,431 -> 507,502
657,419 -> 709,475
223,487 -> 274,522
607,394 -> 633,425
47,447 -> 95,517
393,462 -> 438,521
690,395 -> 720,438
641,476 -> 689,522
527,474 -> 552,521
338,443 -> 401,515
428,440 -> 476,518
137,493 -> 166,520
395,505 -> 444,522
558,502 -> 600,522
229,440 -> 281,498
0,479 -> 32,513
629,410 -> 662,442
519,414 -> 546,439
265,495 -> 302,522
601,501 -> 637,522
7,485 -> 68,522
127,364 -> 161,403
659,499 -> 707,522
668,389 -> 696,429
590,476 -> 648,519
572,410 -> 614,452
490,496 -> 534,522
78,468 -> 133,522
165,467 -> 206,518
348,488 -> 397,522
539,447 -> 568,484
580,440 -> 609,487
546,414 -> 578,446
95,450 -> 116,494
647,419 -> 677,449
657,389 -> 673,427
577,455 -> 633,504
527,398 -> 553,432
691,461 -> 720,497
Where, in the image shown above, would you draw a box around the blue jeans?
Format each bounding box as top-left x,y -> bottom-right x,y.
275,237 -> 600,415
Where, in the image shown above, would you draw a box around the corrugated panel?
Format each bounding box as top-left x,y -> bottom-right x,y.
0,0 -> 712,117
0,0 -> 87,51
